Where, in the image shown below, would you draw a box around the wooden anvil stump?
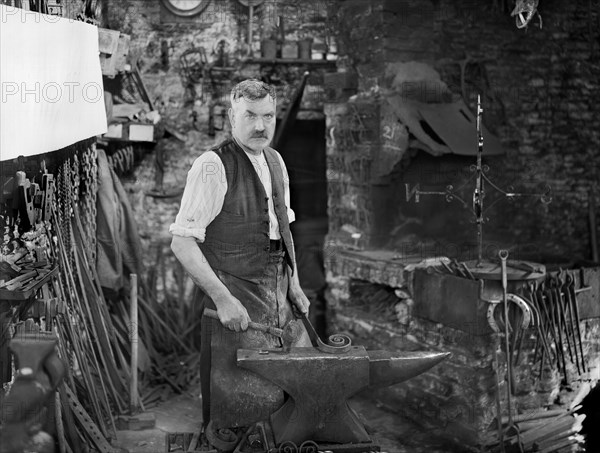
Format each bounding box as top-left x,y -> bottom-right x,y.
237,346 -> 450,446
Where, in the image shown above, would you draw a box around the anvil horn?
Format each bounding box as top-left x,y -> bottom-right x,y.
367,350 -> 451,388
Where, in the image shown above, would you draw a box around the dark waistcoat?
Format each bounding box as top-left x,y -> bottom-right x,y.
199,138 -> 295,280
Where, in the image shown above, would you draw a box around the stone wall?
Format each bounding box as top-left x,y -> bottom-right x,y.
103,0 -> 335,127
104,0 -> 244,130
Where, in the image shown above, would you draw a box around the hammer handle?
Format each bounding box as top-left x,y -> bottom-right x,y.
203,308 -> 283,338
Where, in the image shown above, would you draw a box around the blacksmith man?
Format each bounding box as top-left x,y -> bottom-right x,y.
170,79 -> 311,437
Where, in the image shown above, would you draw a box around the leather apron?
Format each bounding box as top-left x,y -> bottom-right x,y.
201,250 -> 311,429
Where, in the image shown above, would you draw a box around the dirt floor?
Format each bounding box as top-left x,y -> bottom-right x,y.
113,384 -> 474,453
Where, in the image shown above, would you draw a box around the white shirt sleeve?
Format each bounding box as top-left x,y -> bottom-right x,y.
168,151 -> 227,242
277,152 -> 296,224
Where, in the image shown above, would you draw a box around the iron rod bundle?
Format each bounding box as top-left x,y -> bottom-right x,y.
486,407 -> 585,452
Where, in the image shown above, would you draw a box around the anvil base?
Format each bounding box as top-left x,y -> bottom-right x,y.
234,421 -> 381,453
166,423 -> 381,453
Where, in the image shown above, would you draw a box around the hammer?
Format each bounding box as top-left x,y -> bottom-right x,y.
203,308 -> 302,351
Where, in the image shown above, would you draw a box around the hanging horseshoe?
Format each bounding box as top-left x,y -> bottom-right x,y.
486,293 -> 532,334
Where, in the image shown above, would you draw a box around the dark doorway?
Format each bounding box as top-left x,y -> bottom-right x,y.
280,119 -> 327,220
280,119 -> 328,335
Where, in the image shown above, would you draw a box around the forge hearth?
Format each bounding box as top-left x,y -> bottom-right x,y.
324,246 -> 600,447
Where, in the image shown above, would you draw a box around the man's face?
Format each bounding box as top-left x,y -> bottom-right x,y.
229,95 -> 276,153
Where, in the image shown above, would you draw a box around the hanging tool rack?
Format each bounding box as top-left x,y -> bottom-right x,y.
2,135 -> 204,451
1,141 -> 131,452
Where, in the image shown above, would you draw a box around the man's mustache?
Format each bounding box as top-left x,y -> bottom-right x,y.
252,132 -> 268,138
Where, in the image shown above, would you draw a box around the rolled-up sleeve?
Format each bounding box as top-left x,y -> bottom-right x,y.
169,151 -> 227,242
277,152 -> 296,223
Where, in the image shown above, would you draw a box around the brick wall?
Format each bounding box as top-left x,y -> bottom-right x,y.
330,0 -> 600,263
324,0 -> 600,446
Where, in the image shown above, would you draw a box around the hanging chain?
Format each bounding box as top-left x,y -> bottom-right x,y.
80,143 -> 98,266
71,153 -> 80,203
54,142 -> 98,275
56,157 -> 74,270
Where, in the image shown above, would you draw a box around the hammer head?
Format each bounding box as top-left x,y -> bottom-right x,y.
281,319 -> 303,352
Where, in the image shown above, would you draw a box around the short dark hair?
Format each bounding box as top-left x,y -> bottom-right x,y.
230,79 -> 277,104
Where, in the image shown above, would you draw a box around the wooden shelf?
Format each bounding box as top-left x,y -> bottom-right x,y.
244,58 -> 336,66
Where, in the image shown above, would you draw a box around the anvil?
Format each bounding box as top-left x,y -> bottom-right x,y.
237,346 -> 450,446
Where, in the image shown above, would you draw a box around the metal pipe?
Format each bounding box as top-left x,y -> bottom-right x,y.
569,273 -> 586,373
589,185 -> 598,262
248,4 -> 254,56
499,250 -> 513,422
130,273 -> 139,414
474,96 -> 485,265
